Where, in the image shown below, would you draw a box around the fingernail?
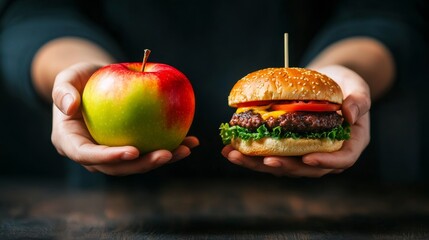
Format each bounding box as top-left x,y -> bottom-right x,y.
221,148 -> 230,158
121,151 -> 139,160
303,159 -> 319,166
187,139 -> 200,149
349,104 -> 359,124
173,150 -> 191,160
228,156 -> 243,166
156,155 -> 171,165
264,159 -> 282,168
62,94 -> 74,114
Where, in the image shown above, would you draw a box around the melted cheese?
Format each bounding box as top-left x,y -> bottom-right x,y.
236,104 -> 271,114
236,106 -> 286,120
260,110 -> 286,120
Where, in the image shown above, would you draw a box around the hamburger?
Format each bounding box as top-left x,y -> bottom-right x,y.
219,67 -> 350,156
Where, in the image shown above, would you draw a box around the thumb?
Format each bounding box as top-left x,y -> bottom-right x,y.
52,63 -> 100,115
342,93 -> 371,124
313,65 -> 371,124
52,73 -> 81,115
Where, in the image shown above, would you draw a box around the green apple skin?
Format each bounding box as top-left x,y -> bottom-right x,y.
82,62 -> 195,153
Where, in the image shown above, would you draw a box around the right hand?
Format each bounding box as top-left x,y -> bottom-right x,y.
222,65 -> 371,177
51,63 -> 199,176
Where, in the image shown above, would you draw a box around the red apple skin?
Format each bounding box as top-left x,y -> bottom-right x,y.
82,62 -> 195,153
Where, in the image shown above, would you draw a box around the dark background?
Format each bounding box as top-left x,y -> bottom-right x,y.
0,0 -> 428,184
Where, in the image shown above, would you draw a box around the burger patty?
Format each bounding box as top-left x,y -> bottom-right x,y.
229,110 -> 343,133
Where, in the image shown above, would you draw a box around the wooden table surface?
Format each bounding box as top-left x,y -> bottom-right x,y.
1,176 -> 429,239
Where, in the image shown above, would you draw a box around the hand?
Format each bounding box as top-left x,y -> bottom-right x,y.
51,62 -> 199,176
221,65 -> 371,177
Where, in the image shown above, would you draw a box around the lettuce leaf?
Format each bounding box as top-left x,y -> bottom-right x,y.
219,122 -> 351,145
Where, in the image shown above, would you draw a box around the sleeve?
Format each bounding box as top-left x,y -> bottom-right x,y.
0,0 -> 124,110
301,0 -> 429,181
301,0 -> 429,87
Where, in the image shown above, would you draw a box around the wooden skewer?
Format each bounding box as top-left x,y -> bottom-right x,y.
284,33 -> 289,68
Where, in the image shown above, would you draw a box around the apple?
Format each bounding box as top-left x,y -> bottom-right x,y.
81,50 -> 195,153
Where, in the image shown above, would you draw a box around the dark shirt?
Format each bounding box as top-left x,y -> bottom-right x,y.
0,0 -> 428,180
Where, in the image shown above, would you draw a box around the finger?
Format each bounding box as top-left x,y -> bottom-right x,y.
226,149 -> 274,172
264,156 -> 335,177
91,150 -> 173,176
51,107 -> 142,166
181,136 -> 200,149
223,147 -> 306,177
84,165 -> 98,173
164,136 -> 200,163
221,145 -> 235,158
302,113 -> 370,169
52,63 -> 100,115
57,134 -> 140,165
171,145 -> 191,162
75,144 -> 142,166
224,149 -> 257,167
225,147 -> 337,178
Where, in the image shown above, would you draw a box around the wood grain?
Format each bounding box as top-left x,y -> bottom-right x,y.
1,177 -> 429,239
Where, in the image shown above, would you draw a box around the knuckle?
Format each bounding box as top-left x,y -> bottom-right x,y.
73,154 -> 89,165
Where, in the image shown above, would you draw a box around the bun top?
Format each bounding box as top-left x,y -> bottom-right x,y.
228,67 -> 344,107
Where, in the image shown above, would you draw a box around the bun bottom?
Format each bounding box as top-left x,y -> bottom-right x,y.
231,137 -> 344,156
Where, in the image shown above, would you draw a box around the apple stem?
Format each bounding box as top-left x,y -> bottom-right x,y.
140,49 -> 151,72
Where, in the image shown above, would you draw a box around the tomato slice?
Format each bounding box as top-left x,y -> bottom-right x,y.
270,101 -> 340,112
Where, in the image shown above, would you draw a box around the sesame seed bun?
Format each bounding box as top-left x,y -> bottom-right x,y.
228,67 -> 343,107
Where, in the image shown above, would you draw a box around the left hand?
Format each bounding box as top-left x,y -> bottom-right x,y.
221,65 -> 371,177
51,62 -> 199,176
